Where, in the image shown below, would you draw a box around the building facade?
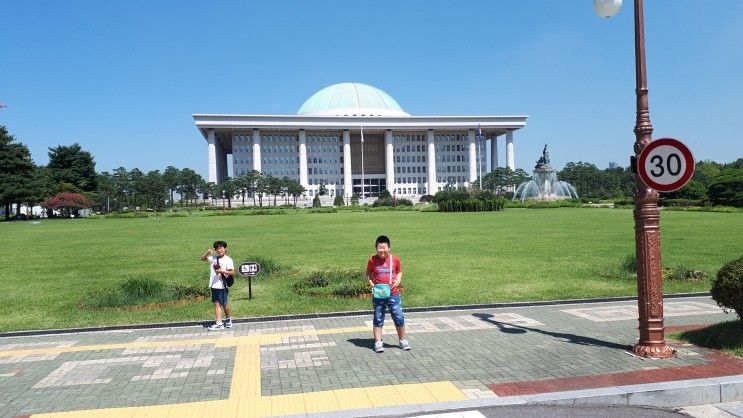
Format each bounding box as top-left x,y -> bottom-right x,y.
194,83 -> 527,198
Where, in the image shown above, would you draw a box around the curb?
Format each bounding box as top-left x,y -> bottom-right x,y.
294,375 -> 743,417
0,292 -> 711,338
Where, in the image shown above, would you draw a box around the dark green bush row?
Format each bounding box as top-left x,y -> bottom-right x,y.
372,197 -> 413,207
438,198 -> 506,212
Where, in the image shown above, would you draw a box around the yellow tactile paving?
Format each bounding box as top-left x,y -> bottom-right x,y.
23,324 -> 468,417
332,387 -> 373,410
229,344 -> 262,399
302,388 -> 341,414
270,393 -> 306,416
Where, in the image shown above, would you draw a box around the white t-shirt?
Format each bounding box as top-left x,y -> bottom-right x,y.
209,255 -> 234,289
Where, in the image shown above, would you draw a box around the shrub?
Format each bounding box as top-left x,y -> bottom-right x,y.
312,195 -> 321,208
293,268 -> 368,297
378,190 -> 392,199
622,253 -> 636,273
710,256 -> 743,327
333,195 -> 344,206
419,194 -> 434,203
82,276 -> 208,309
351,194 -> 360,205
239,255 -> 287,276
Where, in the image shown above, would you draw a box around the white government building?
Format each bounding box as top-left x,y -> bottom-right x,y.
194,83 -> 527,199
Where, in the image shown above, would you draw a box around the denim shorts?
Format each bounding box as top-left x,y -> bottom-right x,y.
372,294 -> 405,327
211,288 -> 228,306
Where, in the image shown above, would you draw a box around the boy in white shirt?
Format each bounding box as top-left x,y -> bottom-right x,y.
201,240 -> 235,330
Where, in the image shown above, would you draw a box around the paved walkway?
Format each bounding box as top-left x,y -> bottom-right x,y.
0,295 -> 741,417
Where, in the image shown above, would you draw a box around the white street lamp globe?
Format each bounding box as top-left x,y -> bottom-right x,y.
593,0 -> 622,18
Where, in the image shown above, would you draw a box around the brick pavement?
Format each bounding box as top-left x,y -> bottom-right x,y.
0,295 -> 738,417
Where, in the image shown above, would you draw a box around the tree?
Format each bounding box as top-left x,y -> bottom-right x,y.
267,176 -> 284,206
143,170 -> 168,211
242,170 -> 261,206
178,168 -> 204,205
0,126 -> 36,220
162,166 -> 181,206
220,177 -> 240,208
482,167 -> 526,195
97,171 -> 115,212
109,167 -> 129,210
558,162 -> 602,198
693,161 -> 722,187
312,195 -> 321,208
666,179 -> 707,201
47,143 -> 97,192
708,169 -> 743,207
286,179 -> 305,206
333,195 -> 344,206
129,168 -> 146,209
318,181 -> 328,196
255,176 -> 268,207
22,165 -> 51,215
42,192 -> 94,217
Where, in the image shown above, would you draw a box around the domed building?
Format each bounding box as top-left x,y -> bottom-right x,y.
194,82 -> 527,199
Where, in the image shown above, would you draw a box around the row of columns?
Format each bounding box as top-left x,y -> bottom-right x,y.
207,128 -> 515,196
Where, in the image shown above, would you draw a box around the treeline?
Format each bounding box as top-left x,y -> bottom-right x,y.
2,124 -> 742,221
0,126 -> 308,220
476,161 -> 743,207
98,167 -> 307,211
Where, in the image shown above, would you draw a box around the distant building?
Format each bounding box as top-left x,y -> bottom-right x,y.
194,83 -> 528,198
609,162 -> 618,169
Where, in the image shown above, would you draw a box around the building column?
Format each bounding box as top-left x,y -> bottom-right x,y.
384,130 -> 394,194
298,130 -> 308,188
506,130 -> 515,170
207,130 -> 217,183
468,129 -> 477,183
426,130 -> 436,195
490,134 -> 499,172
222,142 -> 230,183
343,130 -> 352,198
252,129 -> 262,173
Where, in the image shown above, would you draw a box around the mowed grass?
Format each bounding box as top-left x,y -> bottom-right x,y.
1,208 -> 741,332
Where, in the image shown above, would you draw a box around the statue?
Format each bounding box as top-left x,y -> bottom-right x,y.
535,144 -> 551,168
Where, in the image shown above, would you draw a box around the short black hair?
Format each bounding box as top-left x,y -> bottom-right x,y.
375,235 -> 390,248
213,240 -> 227,249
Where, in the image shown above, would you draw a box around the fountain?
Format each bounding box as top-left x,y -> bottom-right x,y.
513,145 -> 579,202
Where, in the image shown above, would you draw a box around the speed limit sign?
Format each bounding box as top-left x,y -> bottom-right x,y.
637,138 -> 695,192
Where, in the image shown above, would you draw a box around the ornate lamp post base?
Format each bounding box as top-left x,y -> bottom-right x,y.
633,343 -> 676,358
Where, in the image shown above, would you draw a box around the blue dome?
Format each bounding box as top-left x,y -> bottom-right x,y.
297,83 -> 409,117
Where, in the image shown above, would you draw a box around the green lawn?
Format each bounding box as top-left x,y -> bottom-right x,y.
1,208 -> 741,332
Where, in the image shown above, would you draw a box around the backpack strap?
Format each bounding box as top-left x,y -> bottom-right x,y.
388,255 -> 394,286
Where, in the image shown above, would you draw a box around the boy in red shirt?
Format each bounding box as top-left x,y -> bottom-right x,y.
367,235 -> 410,353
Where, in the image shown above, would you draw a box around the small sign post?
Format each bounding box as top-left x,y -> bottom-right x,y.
637,138 -> 695,193
238,262 -> 261,300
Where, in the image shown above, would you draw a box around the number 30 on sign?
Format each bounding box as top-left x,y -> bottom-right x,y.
637,138 -> 695,193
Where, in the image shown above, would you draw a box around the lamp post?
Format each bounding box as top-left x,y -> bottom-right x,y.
594,0 -> 675,358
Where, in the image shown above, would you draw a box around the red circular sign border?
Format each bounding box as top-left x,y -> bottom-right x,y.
637,137 -> 695,192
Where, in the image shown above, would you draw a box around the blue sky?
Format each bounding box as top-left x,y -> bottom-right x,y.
1,1 -> 741,178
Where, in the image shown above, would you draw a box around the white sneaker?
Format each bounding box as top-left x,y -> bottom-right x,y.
208,323 -> 224,331
374,341 -> 384,353
400,339 -> 411,351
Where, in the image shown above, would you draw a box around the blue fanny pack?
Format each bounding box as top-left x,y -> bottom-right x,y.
372,256 -> 394,299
